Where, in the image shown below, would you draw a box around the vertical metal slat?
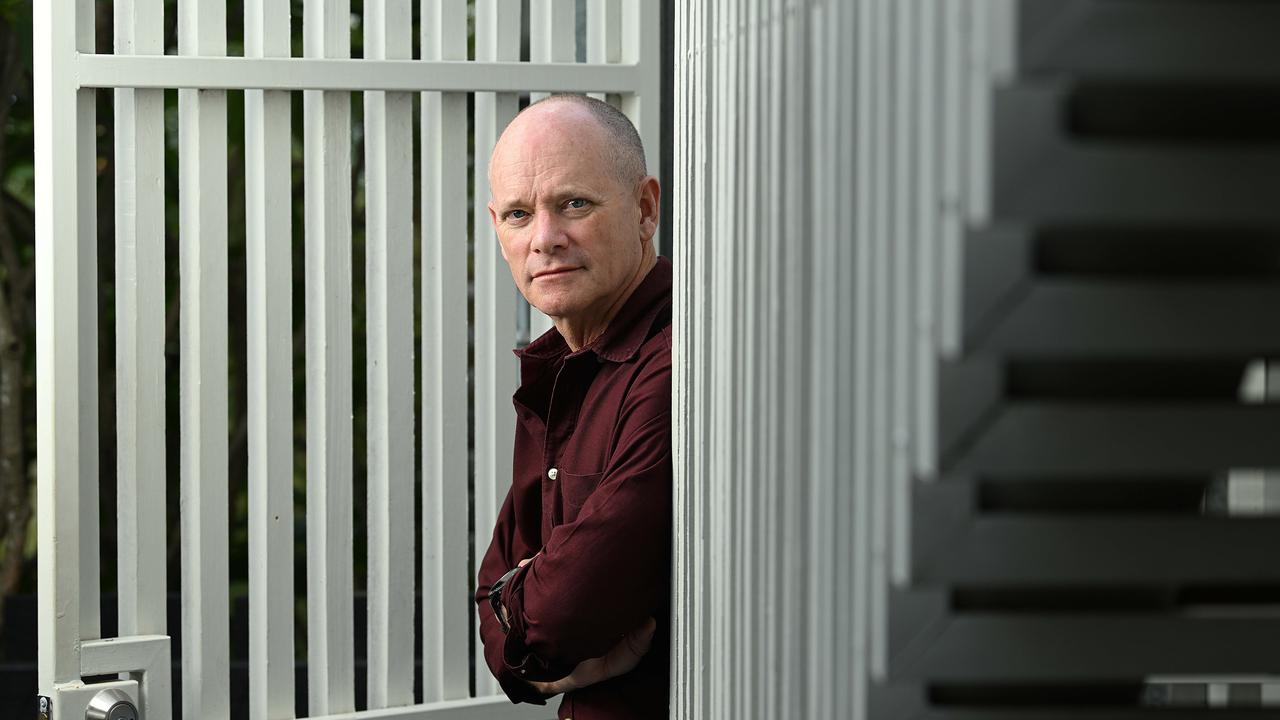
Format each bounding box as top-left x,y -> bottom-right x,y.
527,0 -> 576,340
472,0 -> 521,696
420,0 -> 471,703
363,0 -> 417,708
586,0 -> 622,103
113,0 -> 167,654
178,0 -> 232,713
303,0 -> 355,711
244,0 -> 296,714
621,0 -> 662,253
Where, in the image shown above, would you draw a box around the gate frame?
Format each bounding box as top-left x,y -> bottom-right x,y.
34,0 -> 661,717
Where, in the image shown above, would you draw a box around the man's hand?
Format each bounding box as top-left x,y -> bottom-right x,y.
498,554 -> 540,627
527,616 -> 658,697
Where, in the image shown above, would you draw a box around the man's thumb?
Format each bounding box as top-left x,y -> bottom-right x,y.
626,617 -> 658,656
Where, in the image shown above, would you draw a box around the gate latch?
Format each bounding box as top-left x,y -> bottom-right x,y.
85,689 -> 138,720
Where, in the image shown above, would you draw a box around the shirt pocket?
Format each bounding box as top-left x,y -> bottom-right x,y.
559,469 -> 604,516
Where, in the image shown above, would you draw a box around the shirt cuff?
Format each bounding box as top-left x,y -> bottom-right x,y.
501,563 -> 578,681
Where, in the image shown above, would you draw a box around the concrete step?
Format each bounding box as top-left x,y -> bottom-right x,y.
1019,0 -> 1280,81
916,709 -> 1277,720
962,226 -> 1280,357
969,281 -> 1280,358
891,616 -> 1280,682
991,82 -> 1280,225
944,404 -> 1280,476
914,514 -> 1280,586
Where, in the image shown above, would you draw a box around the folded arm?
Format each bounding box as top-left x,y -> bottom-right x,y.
500,406 -> 671,680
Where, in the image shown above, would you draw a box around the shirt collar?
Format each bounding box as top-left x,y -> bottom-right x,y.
515,256 -> 673,367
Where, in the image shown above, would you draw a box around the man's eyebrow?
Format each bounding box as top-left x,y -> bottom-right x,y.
550,187 -> 605,202
492,197 -> 531,214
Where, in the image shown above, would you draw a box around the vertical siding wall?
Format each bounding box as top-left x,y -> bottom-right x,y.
671,1 -> 858,716
670,1 -> 1008,717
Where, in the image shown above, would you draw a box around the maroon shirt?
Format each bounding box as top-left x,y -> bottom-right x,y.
475,258 -> 673,719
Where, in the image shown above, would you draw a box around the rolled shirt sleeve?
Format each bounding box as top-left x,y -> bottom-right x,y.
475,492 -> 550,704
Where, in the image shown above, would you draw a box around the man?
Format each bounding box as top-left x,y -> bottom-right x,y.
474,93 -> 672,720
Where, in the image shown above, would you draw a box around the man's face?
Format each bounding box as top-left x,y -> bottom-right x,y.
488,105 -> 653,324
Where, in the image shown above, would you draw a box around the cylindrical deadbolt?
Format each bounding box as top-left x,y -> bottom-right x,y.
85,689 -> 139,720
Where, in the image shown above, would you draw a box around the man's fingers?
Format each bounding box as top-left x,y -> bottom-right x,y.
517,552 -> 541,569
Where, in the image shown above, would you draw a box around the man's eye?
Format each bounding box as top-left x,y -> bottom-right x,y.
566,198 -> 589,210
509,210 -> 529,220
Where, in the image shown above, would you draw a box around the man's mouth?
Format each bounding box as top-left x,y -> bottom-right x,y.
533,267 -> 581,280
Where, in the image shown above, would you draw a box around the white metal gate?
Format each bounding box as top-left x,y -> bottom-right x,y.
34,0 -> 660,718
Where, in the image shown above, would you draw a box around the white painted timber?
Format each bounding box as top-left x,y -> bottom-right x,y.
40,0 -> 662,716
672,0 -> 869,717
81,635 -> 172,720
113,0 -> 167,654
852,0 -> 876,708
245,0 -> 295,715
913,0 -> 940,479
420,0 -> 471,703
178,0 -> 231,714
303,0 -> 355,712
35,0 -> 95,690
778,0 -> 809,713
805,0 -> 839,715
834,0 -> 859,714
307,696 -> 553,720
472,0 -> 521,697
889,0 -> 918,590
77,55 -> 640,93
668,0 -> 692,712
734,1 -> 761,715
868,0 -> 891,680
937,0 -> 966,358
531,1 -> 576,103
621,0 -> 662,254
528,0 -> 577,339
364,0 -> 416,708
586,0 -> 622,102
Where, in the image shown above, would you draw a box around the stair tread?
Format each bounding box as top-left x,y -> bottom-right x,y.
916,517 -> 1280,585
893,616 -> 1280,681
948,404 -> 1280,476
968,282 -> 1280,357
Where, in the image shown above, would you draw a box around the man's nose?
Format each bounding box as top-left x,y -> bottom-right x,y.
529,211 -> 567,255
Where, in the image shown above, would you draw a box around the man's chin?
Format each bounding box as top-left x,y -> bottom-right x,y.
527,294 -> 581,321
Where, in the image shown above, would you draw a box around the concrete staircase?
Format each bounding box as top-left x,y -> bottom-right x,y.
881,1 -> 1280,715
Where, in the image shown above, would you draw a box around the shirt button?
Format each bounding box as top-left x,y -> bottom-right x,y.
548,467 -> 558,481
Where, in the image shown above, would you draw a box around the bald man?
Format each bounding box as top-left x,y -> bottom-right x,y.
474,94 -> 672,719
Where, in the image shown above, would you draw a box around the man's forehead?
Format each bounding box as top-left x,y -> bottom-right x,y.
494,102 -> 609,158
490,114 -> 612,194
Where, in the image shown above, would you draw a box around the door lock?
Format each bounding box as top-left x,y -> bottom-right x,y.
85,689 -> 139,720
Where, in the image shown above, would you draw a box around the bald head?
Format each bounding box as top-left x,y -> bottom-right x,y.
494,94 -> 648,187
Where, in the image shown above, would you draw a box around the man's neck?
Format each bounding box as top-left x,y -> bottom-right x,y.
555,252 -> 658,352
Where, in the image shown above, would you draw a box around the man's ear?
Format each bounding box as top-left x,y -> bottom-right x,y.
637,176 -> 661,242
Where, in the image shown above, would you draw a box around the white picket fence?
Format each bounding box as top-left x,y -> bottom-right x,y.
34,0 -> 660,718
